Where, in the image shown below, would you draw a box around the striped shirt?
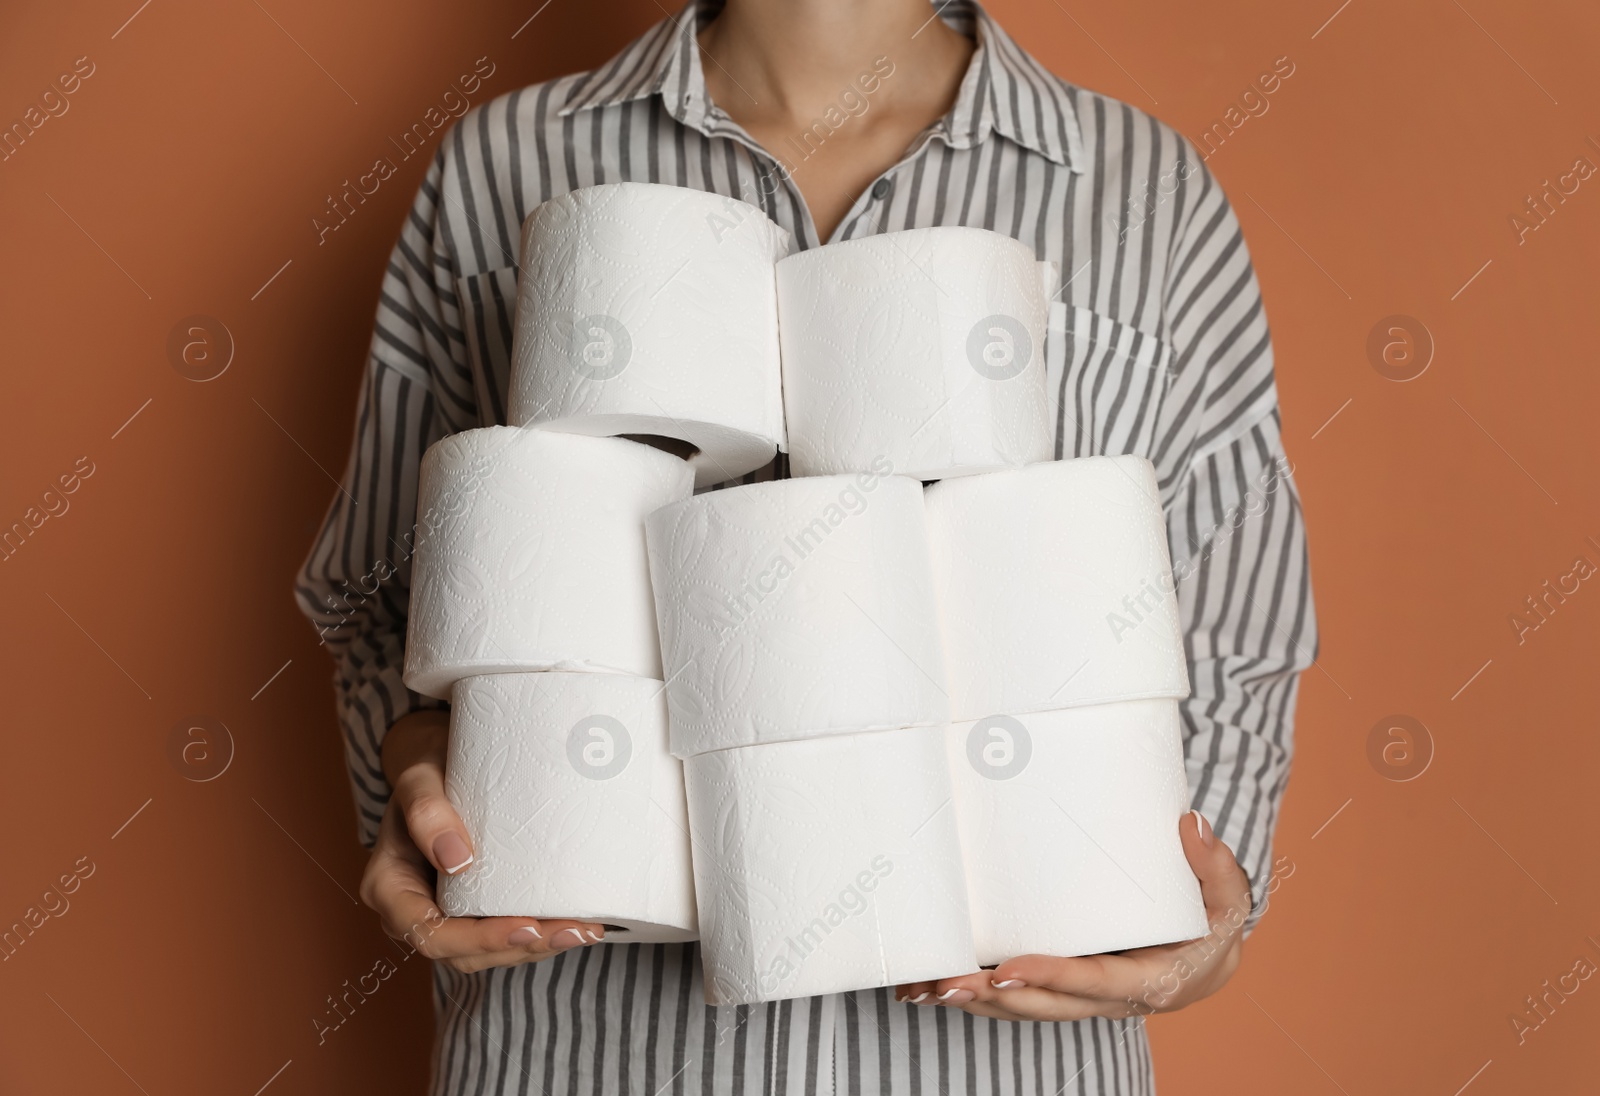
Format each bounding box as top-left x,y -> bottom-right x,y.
293,2 -> 1317,1092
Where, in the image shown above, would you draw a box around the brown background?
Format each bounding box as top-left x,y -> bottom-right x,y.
2,0 -> 1597,1092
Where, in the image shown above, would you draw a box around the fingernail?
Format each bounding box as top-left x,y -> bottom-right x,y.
584,929 -> 604,943
554,928 -> 588,950
992,979 -> 1025,989
508,925 -> 542,947
434,833 -> 474,874
939,988 -> 975,1005
911,992 -> 930,1004
1191,809 -> 1215,847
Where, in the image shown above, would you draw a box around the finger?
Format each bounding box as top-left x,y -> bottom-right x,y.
451,918 -> 609,962
894,981 -> 939,1005
441,919 -> 609,967
359,802 -> 439,913
390,751 -> 476,877
437,922 -> 610,974
986,951 -> 1171,1003
925,970 -> 1000,1007
363,820 -> 607,961
1182,809 -> 1252,928
374,871 -> 606,962
928,964 -> 1159,1019
529,921 -> 610,954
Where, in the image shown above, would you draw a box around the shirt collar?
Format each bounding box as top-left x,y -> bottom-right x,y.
557,0 -> 1086,173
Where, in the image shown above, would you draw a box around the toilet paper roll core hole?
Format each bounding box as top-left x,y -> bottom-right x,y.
621,434 -> 701,461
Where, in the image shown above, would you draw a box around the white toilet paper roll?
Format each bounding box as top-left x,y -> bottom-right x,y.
924,455 -> 1189,722
947,700 -> 1207,964
685,725 -> 975,1004
402,427 -> 694,699
508,183 -> 792,487
438,672 -> 697,943
775,226 -> 1054,479
645,472 -> 949,757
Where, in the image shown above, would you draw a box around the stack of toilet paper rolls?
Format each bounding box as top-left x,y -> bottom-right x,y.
924,456 -> 1207,965
405,180 -> 1205,1000
641,214 -> 1061,1006
645,472 -> 978,1005
405,186 -> 799,940
644,458 -> 1206,1000
771,209 -> 1203,968
402,427 -> 699,941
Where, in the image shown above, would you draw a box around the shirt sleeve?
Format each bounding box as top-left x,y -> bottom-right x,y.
293,148 -> 480,848
1159,148 -> 1318,933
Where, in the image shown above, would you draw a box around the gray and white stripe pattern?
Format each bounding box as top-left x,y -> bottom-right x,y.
294,2 -> 1316,1092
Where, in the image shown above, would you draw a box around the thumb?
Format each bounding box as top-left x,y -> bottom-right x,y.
392,748 -> 475,877
1181,809 -> 1252,929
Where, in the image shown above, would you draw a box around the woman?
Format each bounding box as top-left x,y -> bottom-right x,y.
296,0 -> 1316,1091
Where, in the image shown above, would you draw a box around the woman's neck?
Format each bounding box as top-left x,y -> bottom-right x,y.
699,0 -> 961,119
697,0 -> 974,239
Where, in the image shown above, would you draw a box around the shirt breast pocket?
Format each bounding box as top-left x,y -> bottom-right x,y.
1045,302 -> 1175,461
454,265 -> 521,427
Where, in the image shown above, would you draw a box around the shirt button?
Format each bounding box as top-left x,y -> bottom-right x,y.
871,178 -> 891,200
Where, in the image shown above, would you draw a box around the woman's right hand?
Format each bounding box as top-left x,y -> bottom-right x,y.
359,709 -> 607,973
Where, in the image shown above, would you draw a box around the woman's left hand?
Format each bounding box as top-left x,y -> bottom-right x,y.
896,811 -> 1253,1021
